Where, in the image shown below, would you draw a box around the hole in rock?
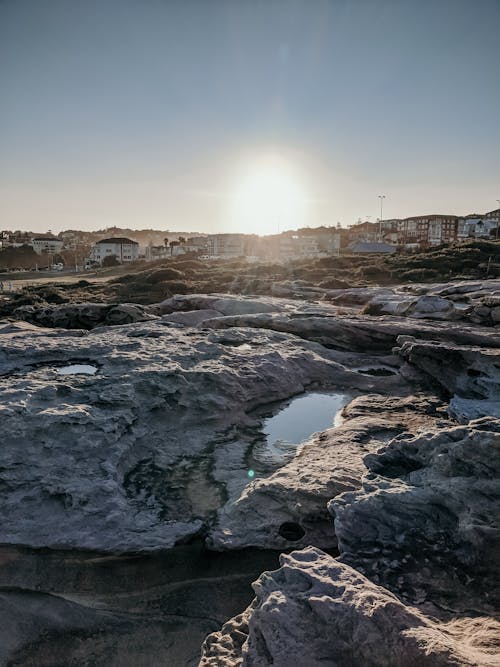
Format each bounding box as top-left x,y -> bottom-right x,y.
57,364 -> 97,376
357,367 -> 397,377
466,368 -> 481,378
279,522 -> 306,541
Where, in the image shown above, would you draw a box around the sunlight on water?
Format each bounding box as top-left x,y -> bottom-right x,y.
58,364 -> 97,375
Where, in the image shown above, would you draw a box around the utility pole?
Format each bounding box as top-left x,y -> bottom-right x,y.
378,195 -> 386,241
496,200 -> 500,240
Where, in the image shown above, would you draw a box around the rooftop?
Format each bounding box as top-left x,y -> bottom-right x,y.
95,237 -> 139,245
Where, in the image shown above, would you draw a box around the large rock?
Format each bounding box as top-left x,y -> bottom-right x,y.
361,280 -> 500,326
158,294 -> 285,316
0,542 -> 280,667
333,418 -> 500,612
204,311 -> 500,351
209,394 -> 445,551
12,302 -> 158,329
200,547 -> 500,666
0,316 -> 399,552
396,336 -> 500,420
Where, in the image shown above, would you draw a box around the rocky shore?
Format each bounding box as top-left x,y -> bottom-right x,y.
0,282 -> 499,665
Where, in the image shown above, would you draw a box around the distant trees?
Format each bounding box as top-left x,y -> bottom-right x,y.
169,240 -> 180,255
0,244 -> 38,270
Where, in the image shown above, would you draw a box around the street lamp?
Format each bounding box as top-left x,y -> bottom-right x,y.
378,195 -> 386,241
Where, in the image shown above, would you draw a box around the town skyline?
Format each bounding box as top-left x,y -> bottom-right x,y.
1,0 -> 499,234
2,201 -> 500,237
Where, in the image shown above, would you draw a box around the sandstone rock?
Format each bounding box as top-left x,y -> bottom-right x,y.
204,311 -> 500,352
0,542 -> 280,667
333,418 -> 500,613
200,547 -> 500,666
158,294 -> 285,316
395,336 -> 500,419
12,302 -> 157,329
491,306 -> 500,323
162,308 -> 224,326
0,316 -> 404,552
209,395 -> 445,551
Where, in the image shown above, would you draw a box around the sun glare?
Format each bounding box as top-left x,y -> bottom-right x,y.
229,156 -> 308,235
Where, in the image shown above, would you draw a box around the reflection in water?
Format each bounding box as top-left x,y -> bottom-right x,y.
58,364 -> 97,375
252,392 -> 350,469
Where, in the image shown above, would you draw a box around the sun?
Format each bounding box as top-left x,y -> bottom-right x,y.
229,155 -> 308,235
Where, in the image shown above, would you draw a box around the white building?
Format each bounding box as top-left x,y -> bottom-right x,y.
206,234 -> 245,258
89,237 -> 139,264
31,236 -> 64,255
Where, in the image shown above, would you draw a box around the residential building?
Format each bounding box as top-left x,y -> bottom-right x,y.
144,245 -> 170,261
31,236 -> 64,255
397,215 -> 458,247
348,221 -> 379,243
205,234 -> 246,258
89,237 -> 139,264
349,242 -> 396,254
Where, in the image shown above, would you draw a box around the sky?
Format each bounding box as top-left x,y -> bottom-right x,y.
1,0 -> 499,234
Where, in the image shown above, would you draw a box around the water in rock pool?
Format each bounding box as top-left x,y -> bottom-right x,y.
57,364 -> 97,375
252,392 -> 350,469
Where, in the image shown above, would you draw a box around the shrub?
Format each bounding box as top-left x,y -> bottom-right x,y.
102,255 -> 120,267
318,277 -> 351,289
397,268 -> 441,282
144,267 -> 184,283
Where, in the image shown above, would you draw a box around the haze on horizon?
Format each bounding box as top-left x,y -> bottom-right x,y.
1,0 -> 499,235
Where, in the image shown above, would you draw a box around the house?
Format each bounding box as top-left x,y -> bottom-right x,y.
459,215 -> 497,239
144,245 -> 170,261
349,242 -> 396,254
348,221 -> 379,243
31,236 -> 64,255
205,234 -> 245,258
89,237 -> 139,264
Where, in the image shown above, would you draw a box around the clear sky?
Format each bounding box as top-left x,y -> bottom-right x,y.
1,0 -> 499,234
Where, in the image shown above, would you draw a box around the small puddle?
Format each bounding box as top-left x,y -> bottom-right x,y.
57,364 -> 97,376
251,392 -> 350,469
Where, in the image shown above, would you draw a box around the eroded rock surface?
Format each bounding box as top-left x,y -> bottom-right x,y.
333,418 -> 500,613
395,336 -> 500,420
209,394 -> 446,551
363,279 -> 500,326
2,286 -> 499,666
12,302 -> 159,329
0,315 -> 403,552
200,547 -> 500,667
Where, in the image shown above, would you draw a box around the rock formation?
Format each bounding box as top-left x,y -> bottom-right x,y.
200,548 -> 499,667
0,283 -> 498,665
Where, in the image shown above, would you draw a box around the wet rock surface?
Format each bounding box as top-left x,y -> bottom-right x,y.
0,542 -> 280,667
1,285 -> 499,666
